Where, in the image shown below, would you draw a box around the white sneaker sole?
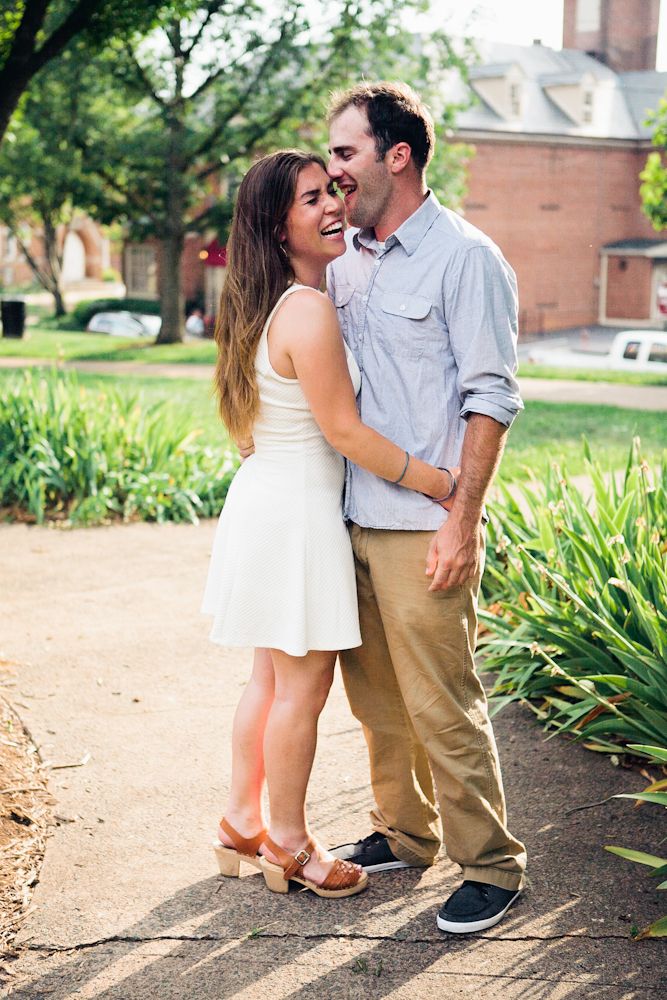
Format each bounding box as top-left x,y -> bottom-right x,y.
436,891 -> 520,934
362,860 -> 414,873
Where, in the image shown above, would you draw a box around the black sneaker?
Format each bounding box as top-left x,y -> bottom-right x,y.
436,880 -> 520,934
330,832 -> 420,873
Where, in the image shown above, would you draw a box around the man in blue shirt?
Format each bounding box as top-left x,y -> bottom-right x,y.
327,81 -> 527,934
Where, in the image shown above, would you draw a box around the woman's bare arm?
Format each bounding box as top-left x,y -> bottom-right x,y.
269,289 -> 454,502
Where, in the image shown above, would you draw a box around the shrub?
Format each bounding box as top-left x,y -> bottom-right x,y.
481,440 -> 666,755
481,441 -> 667,939
72,298 -> 161,329
0,370 -> 237,526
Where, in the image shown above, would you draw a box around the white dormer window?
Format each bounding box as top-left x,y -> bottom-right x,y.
542,71 -> 597,127
469,62 -> 525,122
582,89 -> 594,123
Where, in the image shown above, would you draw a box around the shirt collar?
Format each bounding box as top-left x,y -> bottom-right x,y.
352,190 -> 441,257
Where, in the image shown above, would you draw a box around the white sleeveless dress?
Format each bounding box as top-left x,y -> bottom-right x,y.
202,284 -> 362,657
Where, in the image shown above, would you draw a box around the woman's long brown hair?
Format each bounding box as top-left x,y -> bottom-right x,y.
214,149 -> 326,440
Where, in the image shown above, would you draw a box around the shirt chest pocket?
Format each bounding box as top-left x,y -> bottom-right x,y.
379,292 -> 438,360
333,283 -> 358,350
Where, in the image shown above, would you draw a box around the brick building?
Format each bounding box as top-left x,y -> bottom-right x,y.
455,0 -> 667,334
0,216 -> 113,291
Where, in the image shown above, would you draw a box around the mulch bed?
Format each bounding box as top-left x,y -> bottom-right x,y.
0,660 -> 52,982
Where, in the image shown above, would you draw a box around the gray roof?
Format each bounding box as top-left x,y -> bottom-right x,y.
454,40 -> 667,141
603,238 -> 667,256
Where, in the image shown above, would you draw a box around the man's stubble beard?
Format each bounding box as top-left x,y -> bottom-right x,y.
347,166 -> 392,231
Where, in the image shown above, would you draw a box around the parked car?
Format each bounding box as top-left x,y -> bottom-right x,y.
526,330 -> 667,372
608,330 -> 667,370
86,311 -> 161,338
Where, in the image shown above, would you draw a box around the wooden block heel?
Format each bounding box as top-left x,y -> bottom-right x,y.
213,842 -> 242,877
260,859 -> 290,893
213,817 -> 267,878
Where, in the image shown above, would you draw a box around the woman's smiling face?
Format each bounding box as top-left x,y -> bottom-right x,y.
282,162 -> 346,266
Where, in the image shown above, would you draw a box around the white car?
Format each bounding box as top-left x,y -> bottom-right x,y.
86,311 -> 161,338
608,330 -> 667,370
526,330 -> 667,372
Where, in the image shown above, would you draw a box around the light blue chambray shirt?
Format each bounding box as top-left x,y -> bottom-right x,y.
326,190 -> 523,530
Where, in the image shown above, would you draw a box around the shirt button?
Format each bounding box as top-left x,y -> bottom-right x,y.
374,259 -> 381,266
362,295 -> 368,302
400,304 -> 406,311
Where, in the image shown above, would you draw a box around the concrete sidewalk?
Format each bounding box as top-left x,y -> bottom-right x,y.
1,355 -> 667,408
0,521 -> 664,999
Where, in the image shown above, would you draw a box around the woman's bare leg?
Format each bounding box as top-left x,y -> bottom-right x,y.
263,648 -> 340,883
219,647 -> 274,842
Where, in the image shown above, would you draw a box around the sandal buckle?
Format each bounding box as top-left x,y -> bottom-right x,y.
294,848 -> 310,866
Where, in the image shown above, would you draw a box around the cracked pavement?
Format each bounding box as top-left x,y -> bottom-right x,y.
1,521 -> 664,999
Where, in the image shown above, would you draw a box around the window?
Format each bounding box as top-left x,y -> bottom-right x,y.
647,342 -> 667,363
124,244 -> 157,298
510,83 -> 521,117
622,342 -> 640,360
576,0 -> 601,32
582,90 -> 594,124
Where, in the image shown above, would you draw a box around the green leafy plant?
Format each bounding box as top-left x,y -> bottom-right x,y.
481,440 -> 666,753
0,370 -> 237,525
480,441 -> 667,939
605,744 -> 667,940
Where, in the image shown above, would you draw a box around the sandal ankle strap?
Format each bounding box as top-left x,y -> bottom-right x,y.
219,817 -> 267,858
264,834 -> 316,881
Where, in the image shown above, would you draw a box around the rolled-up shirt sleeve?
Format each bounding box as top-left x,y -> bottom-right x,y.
444,244 -> 523,427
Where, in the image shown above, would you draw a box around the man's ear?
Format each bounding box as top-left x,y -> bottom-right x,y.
388,141 -> 412,174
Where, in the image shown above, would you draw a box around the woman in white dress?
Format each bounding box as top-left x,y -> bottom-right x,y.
203,150 -> 458,898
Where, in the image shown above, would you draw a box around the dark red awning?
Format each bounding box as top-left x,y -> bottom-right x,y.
201,239 -> 227,267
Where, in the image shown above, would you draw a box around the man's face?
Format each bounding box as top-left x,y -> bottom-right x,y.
328,105 -> 393,230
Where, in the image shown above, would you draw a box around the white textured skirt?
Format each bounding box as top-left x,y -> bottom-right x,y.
201,447 -> 361,658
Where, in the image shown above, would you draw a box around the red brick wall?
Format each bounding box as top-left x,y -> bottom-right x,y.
563,0 -> 660,73
605,255 -> 653,319
460,139 -> 659,334
181,234 -> 206,304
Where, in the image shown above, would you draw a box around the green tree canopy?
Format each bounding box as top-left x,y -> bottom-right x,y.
65,0 -> 473,341
640,96 -> 667,231
0,45 -> 105,313
0,0 -> 167,143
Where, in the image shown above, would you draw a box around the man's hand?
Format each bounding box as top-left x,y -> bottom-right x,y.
235,437 -> 255,461
425,513 -> 483,591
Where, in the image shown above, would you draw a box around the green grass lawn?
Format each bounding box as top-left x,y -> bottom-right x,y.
2,368 -> 664,485
498,400 -> 665,482
0,326 -> 216,364
518,363 -> 667,386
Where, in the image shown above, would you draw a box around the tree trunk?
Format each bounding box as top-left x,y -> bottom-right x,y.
156,229 -> 184,343
155,40 -> 186,345
42,216 -> 66,317
52,285 -> 66,317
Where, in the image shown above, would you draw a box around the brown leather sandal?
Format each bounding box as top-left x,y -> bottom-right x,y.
212,817 -> 267,877
260,834 -> 368,897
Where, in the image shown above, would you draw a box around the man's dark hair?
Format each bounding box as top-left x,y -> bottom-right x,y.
328,81 -> 435,173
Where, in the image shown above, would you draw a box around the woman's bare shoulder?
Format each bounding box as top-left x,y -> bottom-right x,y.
272,286 -> 336,331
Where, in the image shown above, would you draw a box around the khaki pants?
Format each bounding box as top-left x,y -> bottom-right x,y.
340,524 -> 526,891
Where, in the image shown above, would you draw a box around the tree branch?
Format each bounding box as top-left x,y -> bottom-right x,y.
124,46 -> 168,108
181,0 -> 228,58
191,22 -> 295,161
31,0 -> 107,77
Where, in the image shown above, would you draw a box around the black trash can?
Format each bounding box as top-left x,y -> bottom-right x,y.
1,299 -> 26,338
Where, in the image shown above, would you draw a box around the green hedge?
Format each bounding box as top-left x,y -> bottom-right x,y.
0,370 -> 236,525
72,298 -> 161,329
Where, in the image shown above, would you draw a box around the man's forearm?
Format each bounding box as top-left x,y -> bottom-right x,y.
450,413 -> 508,522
